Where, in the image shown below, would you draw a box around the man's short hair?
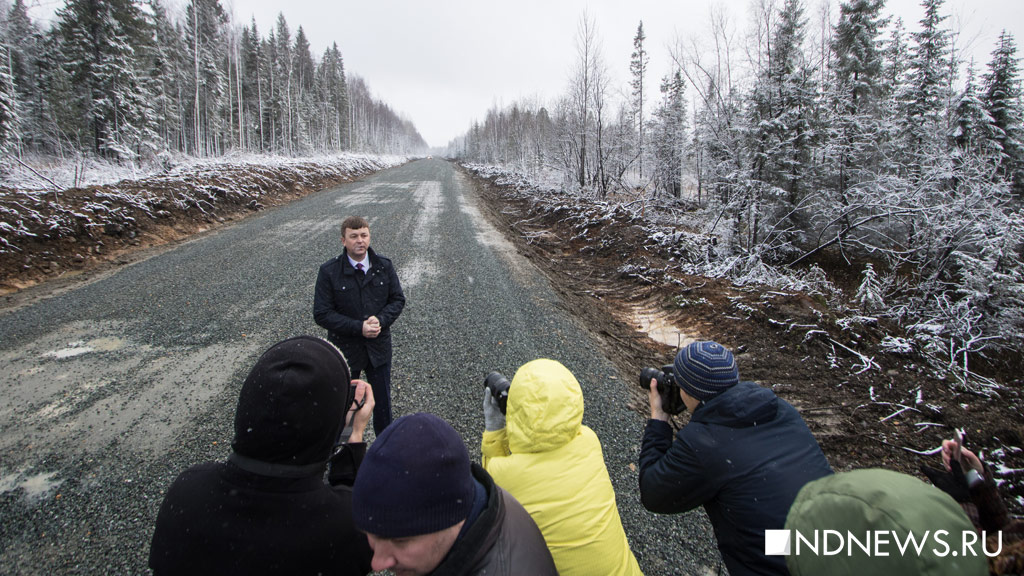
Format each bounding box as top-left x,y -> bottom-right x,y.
341,216 -> 370,236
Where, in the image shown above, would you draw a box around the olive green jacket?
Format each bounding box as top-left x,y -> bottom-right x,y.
785,468 -> 988,575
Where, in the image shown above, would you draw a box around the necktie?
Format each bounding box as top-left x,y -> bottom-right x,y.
355,263 -> 364,276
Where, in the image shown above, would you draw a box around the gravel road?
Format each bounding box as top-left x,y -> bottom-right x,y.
0,158 -> 723,575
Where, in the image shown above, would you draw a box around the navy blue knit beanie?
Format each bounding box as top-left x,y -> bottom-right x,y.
673,341 -> 739,401
352,413 -> 474,538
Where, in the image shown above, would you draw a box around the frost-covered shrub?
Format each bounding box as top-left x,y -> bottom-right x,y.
855,263 -> 885,312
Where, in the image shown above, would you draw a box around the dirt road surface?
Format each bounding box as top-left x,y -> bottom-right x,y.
0,158 -> 722,575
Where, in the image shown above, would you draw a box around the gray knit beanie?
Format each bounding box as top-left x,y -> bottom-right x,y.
673,341 -> 739,401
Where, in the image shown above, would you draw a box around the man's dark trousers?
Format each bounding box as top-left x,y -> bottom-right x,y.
352,361 -> 391,435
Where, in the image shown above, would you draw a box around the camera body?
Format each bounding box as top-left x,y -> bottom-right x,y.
484,372 -> 511,414
639,364 -> 687,415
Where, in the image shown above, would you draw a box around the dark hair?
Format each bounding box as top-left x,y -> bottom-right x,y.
341,216 -> 370,236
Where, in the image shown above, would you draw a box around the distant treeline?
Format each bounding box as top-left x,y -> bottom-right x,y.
454,0 -> 1024,383
0,0 -> 427,162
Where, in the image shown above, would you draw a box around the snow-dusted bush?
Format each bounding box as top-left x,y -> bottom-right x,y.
855,263 -> 886,312
462,159 -> 1024,389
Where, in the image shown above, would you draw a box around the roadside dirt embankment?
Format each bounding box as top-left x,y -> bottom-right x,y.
0,155 -> 404,297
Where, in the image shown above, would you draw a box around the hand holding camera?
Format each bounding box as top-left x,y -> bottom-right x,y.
347,379 -> 375,442
483,372 -> 510,431
638,364 -> 687,416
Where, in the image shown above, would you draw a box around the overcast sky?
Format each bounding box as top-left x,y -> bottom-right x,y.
29,0 -> 1024,148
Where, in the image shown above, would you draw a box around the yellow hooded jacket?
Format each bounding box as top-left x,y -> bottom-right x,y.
482,359 -> 644,576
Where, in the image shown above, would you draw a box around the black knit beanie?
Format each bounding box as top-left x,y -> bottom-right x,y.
231,336 -> 353,467
352,413 -> 475,538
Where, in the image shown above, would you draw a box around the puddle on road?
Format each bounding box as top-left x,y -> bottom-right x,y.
44,341 -> 93,359
34,379 -> 110,420
43,336 -> 127,360
396,181 -> 445,291
0,470 -> 63,500
631,306 -> 695,349
268,218 -> 337,239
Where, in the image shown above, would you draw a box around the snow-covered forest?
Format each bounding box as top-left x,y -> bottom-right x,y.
451,0 -> 1024,390
0,0 -> 426,166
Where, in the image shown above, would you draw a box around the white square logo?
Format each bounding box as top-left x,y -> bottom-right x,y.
765,530 -> 792,556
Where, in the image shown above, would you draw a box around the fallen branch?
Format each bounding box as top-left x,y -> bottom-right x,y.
879,404 -> 920,422
900,444 -> 944,456
799,405 -> 844,413
14,157 -> 62,203
862,434 -> 944,456
853,401 -> 922,423
829,338 -> 879,373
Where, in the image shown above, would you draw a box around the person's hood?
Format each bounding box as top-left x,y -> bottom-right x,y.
231,336 -> 353,468
506,359 -> 583,454
691,380 -> 778,427
785,468 -> 987,575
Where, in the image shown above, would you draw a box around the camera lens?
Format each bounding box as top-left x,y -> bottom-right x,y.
484,372 -> 511,414
639,367 -> 664,390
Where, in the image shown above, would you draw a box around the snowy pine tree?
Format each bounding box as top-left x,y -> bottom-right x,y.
951,62 -> 999,159
827,0 -> 888,197
185,0 -> 228,156
37,30 -> 81,157
5,0 -> 42,151
141,0 -> 188,154
747,0 -> 819,247
903,0 -> 953,167
855,262 -> 885,312
982,30 -> 1024,194
0,43 -> 18,156
240,20 -> 263,151
649,70 -> 687,198
56,0 -> 153,160
317,42 -> 350,151
292,26 -> 315,152
629,21 -> 648,180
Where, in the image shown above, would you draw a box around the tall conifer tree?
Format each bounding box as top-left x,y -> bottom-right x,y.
983,30 -> 1024,193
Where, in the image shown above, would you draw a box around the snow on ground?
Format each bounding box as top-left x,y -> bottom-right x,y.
2,151 -> 409,193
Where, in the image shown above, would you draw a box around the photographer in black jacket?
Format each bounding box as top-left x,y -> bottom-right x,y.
150,336 -> 374,576
638,340 -> 832,576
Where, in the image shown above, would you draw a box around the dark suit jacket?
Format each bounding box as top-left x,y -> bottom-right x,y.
313,247 -> 405,369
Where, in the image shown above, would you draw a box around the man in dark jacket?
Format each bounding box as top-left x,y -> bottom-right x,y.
149,336 -> 374,576
314,215 -> 405,434
638,340 -> 832,576
352,412 -> 557,576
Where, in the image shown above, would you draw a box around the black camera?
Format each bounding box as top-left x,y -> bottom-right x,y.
484,372 -> 511,414
639,364 -> 687,415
